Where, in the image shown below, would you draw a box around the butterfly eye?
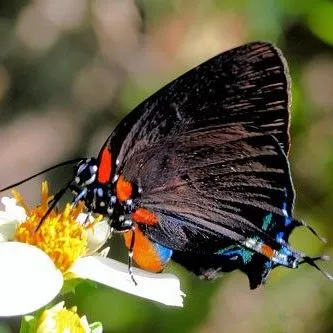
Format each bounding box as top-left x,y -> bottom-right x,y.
73,159 -> 99,187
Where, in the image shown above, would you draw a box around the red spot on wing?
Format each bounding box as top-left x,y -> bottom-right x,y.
261,244 -> 274,259
132,208 -> 158,225
97,147 -> 112,184
123,228 -> 164,272
116,176 -> 132,201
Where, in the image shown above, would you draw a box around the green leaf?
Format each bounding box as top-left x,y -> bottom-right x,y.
19,315 -> 37,333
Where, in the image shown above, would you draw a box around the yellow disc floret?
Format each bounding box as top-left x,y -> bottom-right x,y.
14,181 -> 88,273
37,301 -> 90,333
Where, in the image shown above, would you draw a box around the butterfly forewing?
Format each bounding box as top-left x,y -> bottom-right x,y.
101,42 -> 291,170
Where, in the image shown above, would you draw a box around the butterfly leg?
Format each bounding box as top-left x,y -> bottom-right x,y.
294,218 -> 327,243
111,217 -> 138,285
128,226 -> 138,285
81,211 -> 92,227
299,255 -> 333,280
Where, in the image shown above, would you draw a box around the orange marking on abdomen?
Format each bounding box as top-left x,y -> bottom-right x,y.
123,228 -> 164,272
132,208 -> 158,225
116,176 -> 132,201
97,147 -> 112,183
261,244 -> 274,259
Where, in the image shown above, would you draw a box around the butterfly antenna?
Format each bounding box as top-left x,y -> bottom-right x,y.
295,218 -> 327,243
300,255 -> 333,281
34,179 -> 73,232
0,158 -> 85,193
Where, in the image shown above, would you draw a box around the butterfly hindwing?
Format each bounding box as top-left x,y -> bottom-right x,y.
122,125 -> 296,248
172,250 -> 273,289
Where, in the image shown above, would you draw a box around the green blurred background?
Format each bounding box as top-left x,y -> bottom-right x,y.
1,0 -> 333,332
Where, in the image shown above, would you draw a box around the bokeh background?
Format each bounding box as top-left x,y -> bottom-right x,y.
0,0 -> 333,332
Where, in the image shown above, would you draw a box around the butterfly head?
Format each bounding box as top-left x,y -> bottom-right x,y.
71,158 -> 114,215
71,159 -> 135,231
73,158 -> 98,187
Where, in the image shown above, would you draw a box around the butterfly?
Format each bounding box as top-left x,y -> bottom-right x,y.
3,41 -> 330,289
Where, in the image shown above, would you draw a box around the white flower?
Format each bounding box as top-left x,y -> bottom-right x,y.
0,197 -> 26,241
20,301 -> 103,333
71,256 -> 185,307
0,191 -> 185,317
0,241 -> 63,317
35,301 -> 103,333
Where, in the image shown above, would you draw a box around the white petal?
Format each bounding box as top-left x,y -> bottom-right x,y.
76,213 -> 93,225
0,220 -> 17,242
0,197 -> 27,241
70,256 -> 185,307
0,197 -> 26,222
79,315 -> 91,333
0,242 -> 63,317
86,220 -> 110,255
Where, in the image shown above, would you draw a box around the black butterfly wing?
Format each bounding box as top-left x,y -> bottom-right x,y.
120,125 -> 295,251
101,41 -> 291,172
104,42 -> 295,287
171,251 -> 271,289
119,126 -> 297,287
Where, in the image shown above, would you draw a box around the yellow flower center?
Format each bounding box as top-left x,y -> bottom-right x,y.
14,181 -> 88,273
54,307 -> 85,333
37,303 -> 88,333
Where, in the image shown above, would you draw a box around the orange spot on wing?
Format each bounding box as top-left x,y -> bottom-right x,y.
116,176 -> 132,201
98,147 -> 112,184
261,244 -> 274,259
132,208 -> 158,225
123,228 -> 164,272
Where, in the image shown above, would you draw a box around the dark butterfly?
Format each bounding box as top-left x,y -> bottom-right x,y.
3,42 -> 331,289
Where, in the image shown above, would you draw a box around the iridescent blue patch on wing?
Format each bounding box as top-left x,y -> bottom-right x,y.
282,201 -> 292,226
261,190 -> 294,244
278,243 -> 294,258
262,260 -> 273,283
276,231 -> 284,243
264,260 -> 272,270
216,246 -> 254,265
152,242 -> 173,264
262,212 -> 273,231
